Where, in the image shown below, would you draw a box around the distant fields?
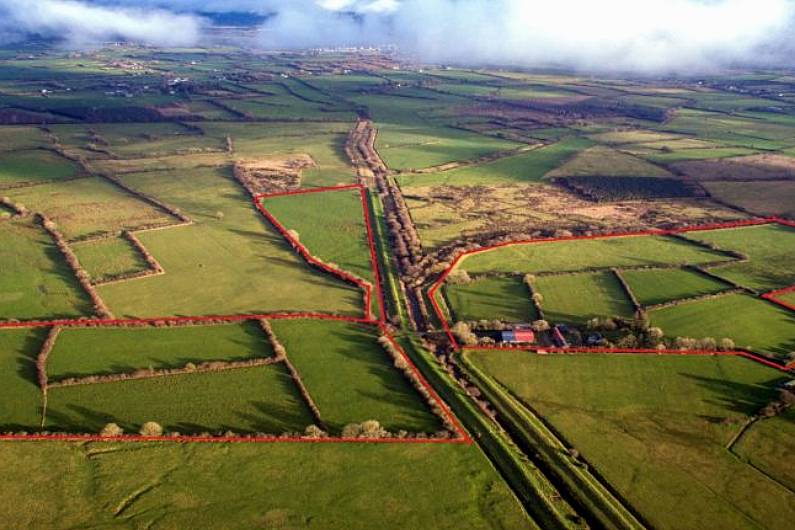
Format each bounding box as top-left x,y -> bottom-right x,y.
703,180 -> 795,219
0,149 -> 79,186
468,352 -> 795,530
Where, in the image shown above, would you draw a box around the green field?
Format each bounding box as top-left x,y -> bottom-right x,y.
72,236 -> 148,283
0,149 -> 79,186
703,181 -> 795,219
0,218 -> 91,320
685,224 -> 795,291
460,235 -> 732,275
468,352 -> 794,530
0,328 -> 47,429
262,189 -> 376,315
270,320 -> 441,434
95,167 -> 362,318
733,409 -> 795,492
45,363 -> 312,434
446,276 -> 537,323
0,441 -> 531,529
397,138 -> 592,187
535,272 -> 636,325
47,322 -> 272,380
621,268 -> 732,306
546,145 -> 673,178
7,177 -> 174,240
651,294 -> 795,357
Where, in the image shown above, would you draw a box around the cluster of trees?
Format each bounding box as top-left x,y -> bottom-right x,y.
232,161 -> 302,196
37,214 -> 113,319
759,387 -> 795,418
557,176 -> 699,202
377,335 -> 458,436
49,356 -> 278,389
671,336 -> 737,352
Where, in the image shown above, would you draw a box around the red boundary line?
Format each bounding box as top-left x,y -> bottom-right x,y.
0,184 -> 471,445
429,218 -> 795,373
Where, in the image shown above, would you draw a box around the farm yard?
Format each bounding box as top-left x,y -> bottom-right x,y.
1,43 -> 795,530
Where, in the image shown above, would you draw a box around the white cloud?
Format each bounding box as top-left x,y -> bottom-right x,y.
0,0 -> 203,48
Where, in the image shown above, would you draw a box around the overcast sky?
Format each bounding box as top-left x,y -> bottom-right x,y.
2,0 -> 795,73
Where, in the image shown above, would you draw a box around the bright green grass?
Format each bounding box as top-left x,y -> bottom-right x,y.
733,409 -> 795,492
0,149 -> 79,186
685,224 -> 795,292
461,235 -> 732,275
446,276 -> 537,323
96,167 -> 361,318
397,137 -> 592,187
0,441 -> 531,530
467,352 -> 794,530
45,363 -> 313,434
47,322 -> 272,380
535,272 -> 635,325
72,236 -> 147,283
262,189 -> 375,315
7,177 -> 174,240
270,320 -> 441,434
0,328 -> 46,429
621,268 -> 732,307
0,218 -> 91,320
651,294 -> 795,358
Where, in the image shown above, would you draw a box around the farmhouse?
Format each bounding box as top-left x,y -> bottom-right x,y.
500,328 -> 536,344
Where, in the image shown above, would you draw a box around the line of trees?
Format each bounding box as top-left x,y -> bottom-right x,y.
36,213 -> 113,319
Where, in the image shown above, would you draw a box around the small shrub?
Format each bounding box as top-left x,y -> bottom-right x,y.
100,423 -> 123,437
139,422 -> 164,437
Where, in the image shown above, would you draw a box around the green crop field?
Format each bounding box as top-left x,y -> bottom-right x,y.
45,363 -> 312,434
0,218 -> 91,320
0,328 -> 47,429
0,441 -> 531,529
468,352 -> 795,530
650,294 -> 795,358
95,167 -> 362,318
535,272 -> 636,325
72,236 -> 148,283
446,276 -> 537,323
7,177 -> 174,241
47,322 -> 273,380
270,320 -> 441,434
685,224 -> 795,291
262,189 -> 376,315
621,268 -> 732,306
0,149 -> 80,186
460,235 -> 732,275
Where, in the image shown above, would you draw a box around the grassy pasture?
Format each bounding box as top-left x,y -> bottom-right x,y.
397,137 -> 592,187
534,272 -> 635,325
703,180 -> 795,219
621,268 -> 732,307
461,235 -> 732,275
72,236 -> 147,283
685,224 -> 795,291
446,276 -> 537,323
468,352 -> 794,530
96,167 -> 361,318
0,149 -> 79,186
7,177 -> 174,240
47,322 -> 272,380
0,218 -> 91,320
270,320 -> 441,434
733,409 -> 795,492
546,145 -> 673,178
0,441 -> 531,530
650,294 -> 795,358
0,126 -> 48,152
589,130 -> 682,144
0,328 -> 46,429
45,363 -> 312,435
261,189 -> 375,315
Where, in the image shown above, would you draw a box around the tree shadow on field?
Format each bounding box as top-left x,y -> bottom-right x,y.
679,372 -> 788,417
44,404 -> 119,433
235,400 -> 314,435
15,328 -> 48,386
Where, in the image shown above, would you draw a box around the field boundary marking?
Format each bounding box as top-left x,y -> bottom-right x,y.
428,217 -> 795,373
